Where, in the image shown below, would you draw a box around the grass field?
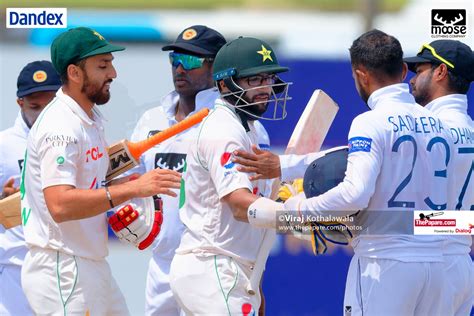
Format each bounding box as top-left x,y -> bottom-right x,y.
2,0 -> 408,12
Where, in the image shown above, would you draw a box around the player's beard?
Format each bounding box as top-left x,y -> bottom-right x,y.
82,72 -> 112,105
411,71 -> 434,107
243,93 -> 270,120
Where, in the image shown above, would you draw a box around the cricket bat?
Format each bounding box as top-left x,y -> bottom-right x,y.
0,108 -> 210,229
246,89 -> 339,295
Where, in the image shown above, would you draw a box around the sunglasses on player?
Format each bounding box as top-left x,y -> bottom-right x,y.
169,52 -> 213,70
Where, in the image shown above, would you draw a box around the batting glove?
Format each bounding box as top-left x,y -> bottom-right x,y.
108,197 -> 163,250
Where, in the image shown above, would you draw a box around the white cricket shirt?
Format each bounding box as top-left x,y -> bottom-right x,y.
294,84 -> 455,262
22,89 -> 109,260
176,98 -> 269,265
426,94 -> 473,255
0,111 -> 29,266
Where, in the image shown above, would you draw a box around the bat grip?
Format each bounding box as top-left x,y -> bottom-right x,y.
128,108 -> 210,160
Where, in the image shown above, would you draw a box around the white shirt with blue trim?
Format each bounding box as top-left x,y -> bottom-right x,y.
292,83 -> 455,262
426,94 -> 473,255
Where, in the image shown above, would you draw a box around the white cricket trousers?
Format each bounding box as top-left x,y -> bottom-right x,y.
169,252 -> 260,316
343,255 -> 446,316
21,247 -> 129,316
145,256 -> 182,316
443,254 -> 473,316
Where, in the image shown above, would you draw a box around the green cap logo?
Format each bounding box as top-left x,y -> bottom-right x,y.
257,45 -> 273,62
57,156 -> 65,165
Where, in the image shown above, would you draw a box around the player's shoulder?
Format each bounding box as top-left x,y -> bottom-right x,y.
32,99 -> 82,139
136,105 -> 169,128
0,126 -> 15,141
198,106 -> 246,143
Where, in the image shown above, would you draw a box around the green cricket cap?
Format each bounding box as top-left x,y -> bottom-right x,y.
51,27 -> 125,75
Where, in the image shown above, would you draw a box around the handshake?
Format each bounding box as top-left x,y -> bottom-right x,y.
108,196 -> 163,250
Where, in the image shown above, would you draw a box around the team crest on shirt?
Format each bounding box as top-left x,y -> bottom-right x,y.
220,152 -> 235,169
242,303 -> 255,316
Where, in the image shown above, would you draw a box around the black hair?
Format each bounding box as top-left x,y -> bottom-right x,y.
349,29 -> 404,79
447,71 -> 470,94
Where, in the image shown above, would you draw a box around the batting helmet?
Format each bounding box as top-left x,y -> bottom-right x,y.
303,146 -> 349,198
212,37 -> 291,122
302,146 -> 354,255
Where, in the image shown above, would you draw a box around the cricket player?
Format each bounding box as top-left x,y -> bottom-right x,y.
132,26 -> 272,315
20,27 -> 181,315
129,25 -> 228,315
405,39 -> 474,316
169,37 -> 290,314
0,60 -> 61,316
246,30 -> 455,315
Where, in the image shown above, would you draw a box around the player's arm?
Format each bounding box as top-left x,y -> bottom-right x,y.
222,188 -> 258,222
295,115 -> 383,216
248,115 -> 383,228
44,168 -> 181,223
233,146 -> 330,181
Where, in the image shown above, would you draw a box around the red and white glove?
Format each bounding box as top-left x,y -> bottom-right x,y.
108,197 -> 163,250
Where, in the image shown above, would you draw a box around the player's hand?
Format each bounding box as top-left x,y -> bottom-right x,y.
108,197 -> 163,250
278,179 -> 304,201
1,177 -> 19,199
131,169 -> 181,198
232,145 -> 281,180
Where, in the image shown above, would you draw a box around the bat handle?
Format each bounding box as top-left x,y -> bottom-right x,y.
128,108 -> 210,160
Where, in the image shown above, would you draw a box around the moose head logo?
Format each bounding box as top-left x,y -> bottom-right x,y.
431,9 -> 467,37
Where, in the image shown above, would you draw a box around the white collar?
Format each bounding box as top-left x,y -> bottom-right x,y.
56,88 -> 106,126
425,94 -> 468,115
367,83 -> 415,110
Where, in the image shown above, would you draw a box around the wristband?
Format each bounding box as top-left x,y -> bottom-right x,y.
105,186 -> 114,209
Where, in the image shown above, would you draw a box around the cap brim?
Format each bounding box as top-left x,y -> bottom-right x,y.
162,43 -> 215,57
237,65 -> 289,78
404,56 -> 435,72
81,43 -> 126,60
17,84 -> 62,98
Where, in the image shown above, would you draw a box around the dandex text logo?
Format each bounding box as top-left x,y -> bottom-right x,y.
6,8 -> 67,28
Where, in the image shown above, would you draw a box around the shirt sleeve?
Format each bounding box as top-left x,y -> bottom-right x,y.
297,114 -> 384,216
199,133 -> 253,199
279,151 -> 327,181
38,129 -> 81,189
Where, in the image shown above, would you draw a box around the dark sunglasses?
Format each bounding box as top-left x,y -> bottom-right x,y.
169,52 -> 213,70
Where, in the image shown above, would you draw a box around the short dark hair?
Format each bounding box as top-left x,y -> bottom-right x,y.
349,29 -> 404,79
60,58 -> 87,84
446,70 -> 471,94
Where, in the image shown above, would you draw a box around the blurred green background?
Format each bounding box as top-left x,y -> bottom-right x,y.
1,0 -> 408,11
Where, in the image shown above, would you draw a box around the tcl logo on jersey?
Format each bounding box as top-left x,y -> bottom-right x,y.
220,152 -> 235,169
89,177 -> 99,189
86,146 -> 104,162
